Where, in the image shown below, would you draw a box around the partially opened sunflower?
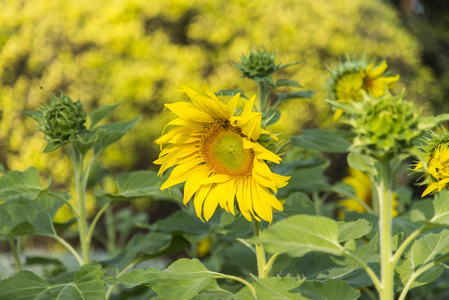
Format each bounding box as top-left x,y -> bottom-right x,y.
154,86 -> 289,223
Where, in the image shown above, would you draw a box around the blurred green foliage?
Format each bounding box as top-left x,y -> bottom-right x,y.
0,0 -> 437,186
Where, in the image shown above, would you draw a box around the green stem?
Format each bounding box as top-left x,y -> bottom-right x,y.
71,144 -> 90,264
49,191 -> 80,218
377,161 -> 393,300
8,237 -> 21,272
258,80 -> 271,113
361,286 -> 377,300
253,220 -> 267,278
49,234 -> 84,267
86,201 -> 112,249
105,260 -> 139,300
237,238 -> 256,254
312,191 -> 322,216
104,203 -> 117,252
0,269 -> 7,279
264,252 -> 279,276
398,250 -> 449,300
211,273 -> 257,299
342,250 -> 382,292
391,226 -> 428,267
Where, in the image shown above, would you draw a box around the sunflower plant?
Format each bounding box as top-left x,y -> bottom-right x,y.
4,49 -> 449,300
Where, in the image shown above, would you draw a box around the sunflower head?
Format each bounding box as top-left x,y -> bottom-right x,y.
154,86 -> 289,224
23,93 -> 87,151
325,56 -> 399,121
235,47 -> 279,80
342,91 -> 421,160
414,126 -> 449,197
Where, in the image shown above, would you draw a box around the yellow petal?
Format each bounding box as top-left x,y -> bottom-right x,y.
194,184 -> 212,221
366,60 -> 388,78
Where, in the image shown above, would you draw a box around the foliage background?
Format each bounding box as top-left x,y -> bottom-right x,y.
0,0 -> 445,220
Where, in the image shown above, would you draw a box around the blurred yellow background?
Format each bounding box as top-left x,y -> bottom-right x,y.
0,0 -> 439,188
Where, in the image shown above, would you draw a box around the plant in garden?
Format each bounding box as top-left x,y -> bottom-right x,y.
4,47 -> 449,300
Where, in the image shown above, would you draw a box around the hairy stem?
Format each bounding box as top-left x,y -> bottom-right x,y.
377,161 -> 393,300
8,237 -> 21,272
70,144 -> 90,264
86,201 -> 112,249
253,220 -> 267,278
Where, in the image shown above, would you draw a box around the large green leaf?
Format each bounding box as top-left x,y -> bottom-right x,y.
89,102 -> 121,129
396,228 -> 449,290
251,276 -> 305,300
252,215 -> 344,257
0,194 -> 63,238
0,264 -> 105,300
431,190 -> 449,225
104,232 -> 184,270
293,279 -> 361,300
96,170 -> 182,202
291,129 -> 351,153
93,117 -> 140,155
105,259 -> 215,299
338,219 -> 372,243
0,167 -> 45,201
151,210 -> 211,235
274,236 -> 379,288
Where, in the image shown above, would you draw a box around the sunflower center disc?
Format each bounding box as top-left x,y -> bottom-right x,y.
201,121 -> 253,177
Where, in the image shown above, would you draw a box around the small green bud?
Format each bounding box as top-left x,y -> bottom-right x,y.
24,93 -> 87,151
234,47 -> 279,80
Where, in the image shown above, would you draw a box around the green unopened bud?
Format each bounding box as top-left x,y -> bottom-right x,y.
343,92 -> 421,160
24,93 -> 87,151
235,47 -> 279,79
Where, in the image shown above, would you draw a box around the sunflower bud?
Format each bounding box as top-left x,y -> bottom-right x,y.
414,127 -> 449,197
343,92 -> 421,160
24,93 -> 87,151
235,47 -> 279,80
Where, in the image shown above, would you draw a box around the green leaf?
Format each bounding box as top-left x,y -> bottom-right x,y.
276,162 -> 328,196
273,192 -> 315,223
96,170 -> 181,202
89,102 -> 121,129
105,259 -> 214,299
21,110 -> 43,122
192,280 -> 235,299
0,194 -> 63,238
396,228 -> 449,290
275,79 -> 303,88
71,131 -> 101,156
277,90 -> 315,101
252,215 -> 344,257
152,210 -> 211,235
431,190 -> 449,225
294,279 -> 361,300
251,276 -> 305,300
263,108 -> 280,127
0,264 -> 105,300
347,150 -> 377,179
338,219 -> 372,243
93,117 -> 140,155
418,114 -> 449,130
215,89 -> 248,99
291,129 -> 351,153
104,232 -> 177,269
0,167 -> 45,201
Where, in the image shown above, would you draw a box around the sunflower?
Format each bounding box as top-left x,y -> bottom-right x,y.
326,58 -> 400,121
415,144 -> 449,197
339,168 -> 398,217
154,86 -> 289,224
